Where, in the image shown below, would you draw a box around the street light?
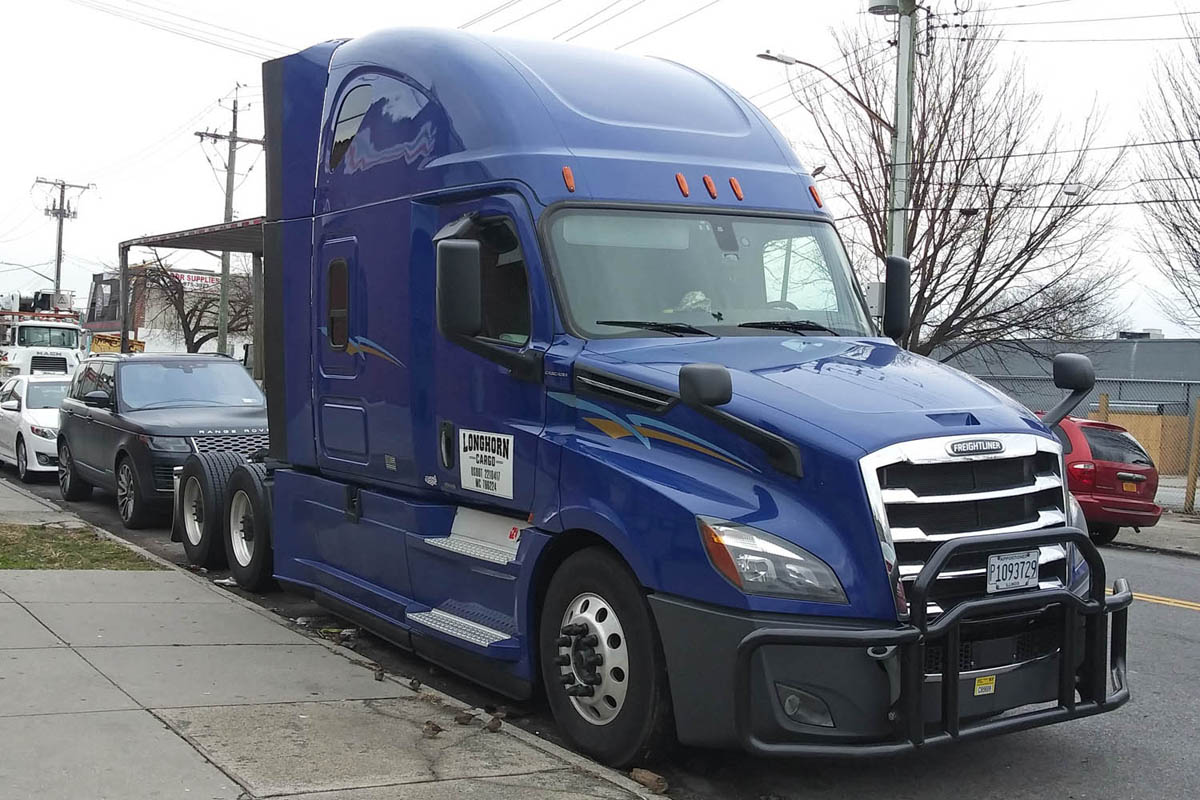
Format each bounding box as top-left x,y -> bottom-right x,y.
756,50 -> 894,132
867,1 -> 901,15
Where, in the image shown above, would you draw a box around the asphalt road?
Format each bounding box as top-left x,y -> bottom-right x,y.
6,466 -> 1199,800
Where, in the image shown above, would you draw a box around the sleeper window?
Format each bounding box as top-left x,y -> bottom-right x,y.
476,221 -> 530,346
330,85 -> 373,171
328,260 -> 349,349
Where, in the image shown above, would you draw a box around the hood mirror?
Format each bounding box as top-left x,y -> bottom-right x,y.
679,363 -> 732,407
1041,353 -> 1095,427
882,255 -> 910,343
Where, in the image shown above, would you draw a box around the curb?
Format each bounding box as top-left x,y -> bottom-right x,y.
1108,541 -> 1200,562
8,486 -> 657,800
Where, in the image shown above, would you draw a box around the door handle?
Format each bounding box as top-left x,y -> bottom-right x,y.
1115,472 -> 1146,482
439,421 -> 455,469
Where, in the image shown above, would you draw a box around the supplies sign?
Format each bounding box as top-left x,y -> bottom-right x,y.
459,429 -> 514,500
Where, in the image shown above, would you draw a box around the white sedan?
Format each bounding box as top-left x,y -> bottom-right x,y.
0,374 -> 72,482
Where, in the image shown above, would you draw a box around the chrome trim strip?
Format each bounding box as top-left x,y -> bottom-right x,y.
898,544 -> 1067,578
924,650 -> 1058,682
880,473 -> 1062,505
890,509 -> 1066,543
576,375 -> 669,407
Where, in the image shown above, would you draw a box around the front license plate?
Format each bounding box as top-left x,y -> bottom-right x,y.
986,550 -> 1040,593
1123,481 -> 1138,493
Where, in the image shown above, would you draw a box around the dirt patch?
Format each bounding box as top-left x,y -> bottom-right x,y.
0,524 -> 162,570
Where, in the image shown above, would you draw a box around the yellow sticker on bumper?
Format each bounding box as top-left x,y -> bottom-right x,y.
974,675 -> 996,696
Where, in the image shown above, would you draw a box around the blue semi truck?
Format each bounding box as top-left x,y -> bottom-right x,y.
178,29 -> 1131,766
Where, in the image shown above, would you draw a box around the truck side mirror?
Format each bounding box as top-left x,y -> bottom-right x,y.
882,255 -> 910,343
436,239 -> 482,338
1041,353 -> 1095,427
679,363 -> 732,407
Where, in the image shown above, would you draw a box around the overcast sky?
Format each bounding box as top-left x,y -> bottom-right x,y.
0,0 -> 1192,336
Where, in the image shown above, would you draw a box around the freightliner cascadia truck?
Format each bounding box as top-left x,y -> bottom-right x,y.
175,29 -> 1131,766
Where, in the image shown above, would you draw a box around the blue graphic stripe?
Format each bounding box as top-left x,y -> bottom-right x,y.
548,392 -> 650,448
628,413 -> 755,470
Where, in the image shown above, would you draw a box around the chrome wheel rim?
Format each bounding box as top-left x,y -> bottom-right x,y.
182,476 -> 204,546
556,591 -> 629,726
58,445 -> 71,494
117,463 -> 135,521
228,489 -> 254,568
16,441 -> 26,478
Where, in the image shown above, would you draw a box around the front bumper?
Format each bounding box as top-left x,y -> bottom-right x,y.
24,434 -> 59,471
651,528 -> 1130,756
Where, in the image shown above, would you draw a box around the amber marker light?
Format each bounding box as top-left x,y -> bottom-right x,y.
729,177 -> 744,201
676,172 -> 690,197
702,175 -> 718,199
562,166 -> 576,192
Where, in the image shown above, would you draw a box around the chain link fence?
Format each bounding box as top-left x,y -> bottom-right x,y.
978,375 -> 1200,513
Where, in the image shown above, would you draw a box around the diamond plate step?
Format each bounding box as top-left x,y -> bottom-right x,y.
406,609 -> 509,647
424,536 -> 514,565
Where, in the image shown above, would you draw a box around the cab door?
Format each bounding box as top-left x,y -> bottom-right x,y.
423,193 -> 550,514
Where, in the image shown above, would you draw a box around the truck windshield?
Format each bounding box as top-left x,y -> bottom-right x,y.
544,209 -> 873,338
18,326 -> 78,348
119,361 -> 264,411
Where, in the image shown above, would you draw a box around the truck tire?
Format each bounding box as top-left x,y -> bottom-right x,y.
58,440 -> 93,501
224,463 -> 274,592
539,546 -> 674,768
1089,523 -> 1120,546
179,453 -> 245,569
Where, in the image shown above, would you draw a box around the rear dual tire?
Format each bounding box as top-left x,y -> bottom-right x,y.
179,453 -> 245,569
224,463 -> 274,592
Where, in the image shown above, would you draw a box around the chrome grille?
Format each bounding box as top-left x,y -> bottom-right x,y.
861,433 -> 1069,614
191,434 -> 269,459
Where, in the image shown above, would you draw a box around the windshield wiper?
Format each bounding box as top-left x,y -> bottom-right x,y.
738,320 -> 840,336
595,320 -> 712,337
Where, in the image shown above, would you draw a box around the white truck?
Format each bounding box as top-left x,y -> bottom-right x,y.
0,310 -> 85,379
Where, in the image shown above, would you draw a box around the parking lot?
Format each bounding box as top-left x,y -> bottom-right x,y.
5,466 -> 1198,800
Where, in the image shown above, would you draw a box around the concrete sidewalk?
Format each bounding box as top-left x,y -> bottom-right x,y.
0,485 -> 650,799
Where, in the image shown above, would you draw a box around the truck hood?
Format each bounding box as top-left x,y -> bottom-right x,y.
582,336 -> 1046,455
118,405 -> 269,437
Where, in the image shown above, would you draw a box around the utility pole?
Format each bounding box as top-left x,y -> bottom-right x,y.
34,178 -> 93,299
884,0 -> 918,259
195,85 -> 263,354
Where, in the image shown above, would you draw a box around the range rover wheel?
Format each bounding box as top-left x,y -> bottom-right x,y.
178,453 -> 244,569
224,463 -> 274,592
58,441 -> 93,500
539,546 -> 674,768
116,457 -> 155,529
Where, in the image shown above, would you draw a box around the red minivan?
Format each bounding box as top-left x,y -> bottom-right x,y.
1051,416 -> 1162,544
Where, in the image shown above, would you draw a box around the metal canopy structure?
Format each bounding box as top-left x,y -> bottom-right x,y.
117,216 -> 265,378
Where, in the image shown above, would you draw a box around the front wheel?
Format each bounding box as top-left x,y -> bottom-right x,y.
539,547 -> 674,768
116,457 -> 155,529
16,437 -> 33,483
1089,523 -> 1120,546
224,464 -> 274,592
58,441 -> 93,501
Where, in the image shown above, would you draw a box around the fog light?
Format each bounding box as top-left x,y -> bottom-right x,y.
775,683 -> 835,728
36,453 -> 53,466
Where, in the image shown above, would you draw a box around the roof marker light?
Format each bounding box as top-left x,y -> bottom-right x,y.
562,166 -> 576,193
702,175 -> 718,199
809,185 -> 823,208
676,172 -> 690,197
729,177 -> 744,201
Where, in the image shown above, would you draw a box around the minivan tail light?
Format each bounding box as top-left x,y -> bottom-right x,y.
1069,461 -> 1096,491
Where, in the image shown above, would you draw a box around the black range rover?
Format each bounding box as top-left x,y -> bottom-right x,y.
58,353 -> 268,528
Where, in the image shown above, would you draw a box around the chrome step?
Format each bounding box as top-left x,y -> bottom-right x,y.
406,609 -> 508,647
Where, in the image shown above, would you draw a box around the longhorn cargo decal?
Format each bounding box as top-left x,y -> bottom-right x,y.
459,429 -> 514,499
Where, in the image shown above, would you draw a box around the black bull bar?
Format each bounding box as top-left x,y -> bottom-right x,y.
734,527 -> 1132,756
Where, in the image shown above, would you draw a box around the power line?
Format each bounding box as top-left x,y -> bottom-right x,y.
566,0 -> 649,43
64,0 -> 279,58
978,35 -> 1193,43
616,0 -> 724,50
980,0 -> 1083,11
121,0 -> 296,51
554,1 -> 626,40
492,0 -> 567,31
460,0 -> 525,29
984,9 -> 1200,26
887,136 -> 1200,169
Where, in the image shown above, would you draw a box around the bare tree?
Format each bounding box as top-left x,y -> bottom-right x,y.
782,20 -> 1124,358
131,251 -> 252,352
1139,22 -> 1200,331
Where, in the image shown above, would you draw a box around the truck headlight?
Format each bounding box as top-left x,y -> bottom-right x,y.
140,435 -> 193,453
698,517 -> 848,603
29,425 -> 57,440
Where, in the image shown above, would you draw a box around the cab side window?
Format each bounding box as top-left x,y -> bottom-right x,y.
476,220 -> 530,346
330,85 -> 373,171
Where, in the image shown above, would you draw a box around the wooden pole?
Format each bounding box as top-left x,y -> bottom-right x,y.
1097,393 -> 1110,422
1185,398 -> 1200,514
